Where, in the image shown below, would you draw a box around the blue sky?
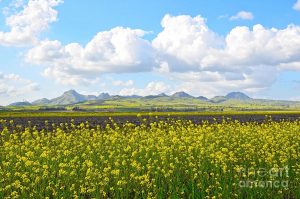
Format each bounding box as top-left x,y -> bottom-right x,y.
0,0 -> 300,105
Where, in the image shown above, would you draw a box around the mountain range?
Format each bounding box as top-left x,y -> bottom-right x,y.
7,90 -> 289,107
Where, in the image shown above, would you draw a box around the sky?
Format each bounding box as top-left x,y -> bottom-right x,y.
0,0 -> 300,105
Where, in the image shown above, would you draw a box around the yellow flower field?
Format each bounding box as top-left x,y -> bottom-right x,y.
0,118 -> 299,198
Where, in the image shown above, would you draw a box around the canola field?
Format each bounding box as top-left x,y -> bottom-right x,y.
0,118 -> 300,198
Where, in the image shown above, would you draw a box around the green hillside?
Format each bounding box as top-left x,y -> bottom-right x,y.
5,90 -> 300,112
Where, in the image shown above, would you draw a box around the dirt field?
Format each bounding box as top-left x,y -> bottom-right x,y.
1,113 -> 300,131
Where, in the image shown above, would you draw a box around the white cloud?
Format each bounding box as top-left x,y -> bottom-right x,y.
230,11 -> 254,20
278,62 -> 300,71
119,81 -> 169,96
218,14 -> 229,19
153,14 -> 223,71
25,14 -> 300,96
154,15 -> 297,73
0,0 -> 62,46
113,80 -> 134,87
26,27 -> 156,85
10,0 -> 25,8
41,67 -> 98,86
152,15 -> 300,94
0,72 -> 39,105
294,0 -> 300,11
153,62 -> 170,74
169,66 -> 277,97
201,24 -> 300,70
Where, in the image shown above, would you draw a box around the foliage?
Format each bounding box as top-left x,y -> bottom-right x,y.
0,118 -> 299,198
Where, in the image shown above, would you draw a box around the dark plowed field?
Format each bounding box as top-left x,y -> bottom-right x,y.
1,114 -> 300,131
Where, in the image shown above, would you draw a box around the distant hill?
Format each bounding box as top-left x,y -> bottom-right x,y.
0,106 -> 7,110
225,92 -> 251,100
210,96 -> 228,103
157,93 -> 168,97
145,93 -> 168,99
197,96 -> 208,101
9,90 -> 255,106
32,98 -> 50,105
210,92 -> 251,103
171,91 -> 194,98
118,95 -> 141,99
6,90 -> 300,111
9,101 -> 32,106
47,90 -> 97,105
98,93 -> 111,100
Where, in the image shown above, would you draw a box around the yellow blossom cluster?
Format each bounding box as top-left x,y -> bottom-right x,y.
0,118 -> 299,198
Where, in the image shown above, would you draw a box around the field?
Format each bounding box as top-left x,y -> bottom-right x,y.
1,111 -> 300,131
1,112 -> 300,198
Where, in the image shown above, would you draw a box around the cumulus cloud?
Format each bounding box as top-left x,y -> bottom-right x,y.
0,0 -> 62,46
169,66 -> 277,97
153,15 -> 300,73
230,11 -> 254,20
153,14 -> 223,71
113,80 -> 134,87
202,24 -> 300,70
0,72 -> 39,105
119,81 -> 169,96
25,14 -> 300,96
26,27 -> 156,85
294,0 -> 300,11
159,15 -> 300,92
151,15 -> 300,94
278,62 -> 300,71
41,66 -> 98,86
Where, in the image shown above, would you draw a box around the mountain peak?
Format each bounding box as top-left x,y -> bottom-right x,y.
225,92 -> 251,100
64,89 -> 79,95
9,101 -> 32,106
157,93 -> 168,97
197,96 -> 208,101
145,93 -> 168,99
98,92 -> 110,100
172,91 -> 193,98
32,98 -> 50,105
49,90 -> 86,105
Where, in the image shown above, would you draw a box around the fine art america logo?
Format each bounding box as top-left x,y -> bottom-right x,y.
237,166 -> 289,188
